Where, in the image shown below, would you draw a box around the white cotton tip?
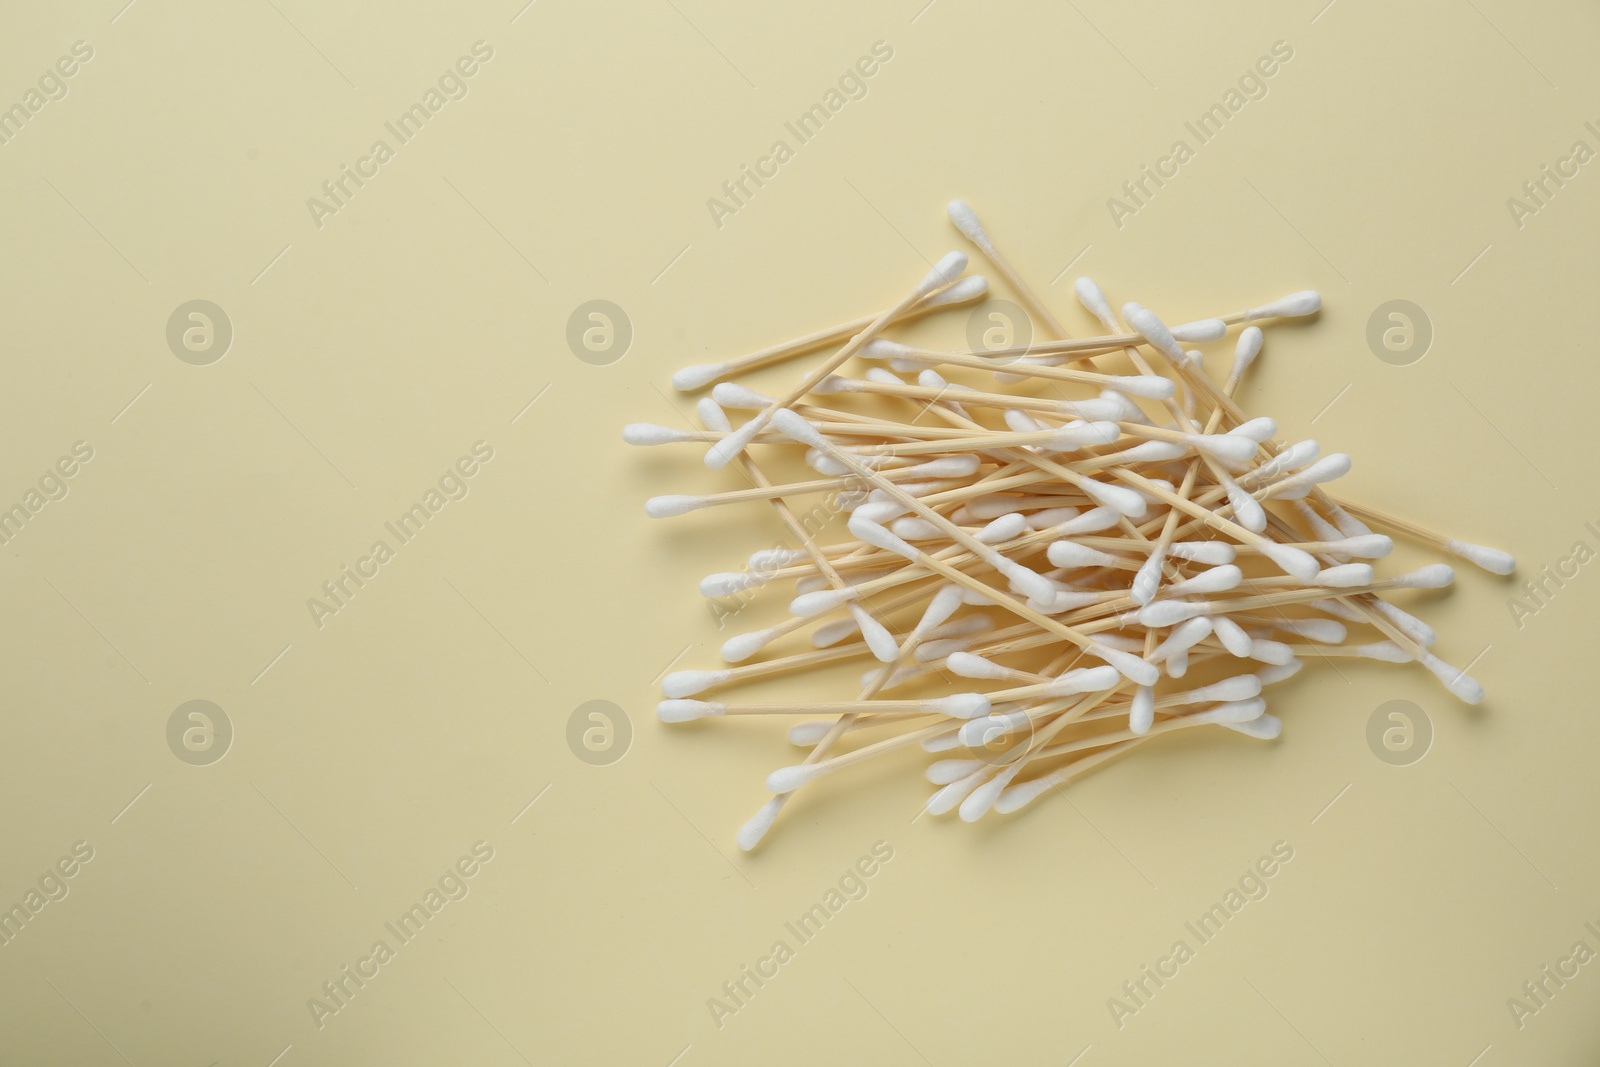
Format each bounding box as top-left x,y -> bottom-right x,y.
918,250 -> 970,296
1261,543 -> 1322,582
1118,441 -> 1188,463
1416,650 -> 1485,704
1315,563 -> 1374,588
786,721 -> 833,747
1311,597 -> 1366,623
921,730 -> 963,752
1231,326 -> 1264,377
860,338 -> 911,363
810,375 -> 851,396
700,571 -> 768,597
960,772 -> 1014,822
623,422 -> 697,445
1271,454 -> 1351,498
789,588 -> 853,616
662,670 -> 731,698
765,763 -> 822,794
1353,641 -> 1412,663
1248,290 -> 1322,320
1325,503 -> 1372,539
1053,507 -> 1122,535
1327,534 -> 1392,559
957,715 -> 1013,747
967,495 -> 1030,520
923,274 -> 990,307
906,455 -> 982,480
1169,565 -> 1242,596
704,419 -> 762,469
1221,713 -> 1282,740
1131,551 -> 1165,606
1255,660 -> 1305,686
1171,318 -> 1227,343
925,771 -> 985,816
748,548 -> 805,571
996,560 -> 1059,604
1093,644 -> 1159,686
1201,697 -> 1268,724
1370,600 -> 1436,647
696,398 -> 731,433
1166,650 -> 1189,678
995,773 -> 1061,815
1227,483 -> 1267,532
1189,434 -> 1259,465
645,495 -> 707,519
736,796 -> 785,851
1059,398 -> 1125,421
1004,409 -> 1047,434
917,584 -> 968,635
1051,665 -> 1122,694
769,408 -> 828,448
712,382 -> 775,411
1048,541 -> 1122,569
945,199 -> 992,246
809,617 -> 859,648
1394,564 -> 1456,589
1080,479 -> 1147,517
721,628 -> 777,663
977,513 -> 1028,543
959,586 -> 995,605
933,693 -> 993,719
1255,440 -> 1321,482
1121,303 -> 1186,362
1273,618 -> 1347,644
1097,389 -> 1148,423
1154,617 -> 1213,660
945,652 -> 1014,680
847,517 -> 920,562
670,363 -> 729,392
1138,599 -> 1206,627
1050,421 -> 1123,448
1095,633 -> 1144,653
1129,686 -> 1155,735
807,451 -> 848,475
1073,277 -> 1116,327
795,576 -> 827,594
1111,375 -> 1176,400
927,758 -> 983,785
915,636 -> 981,662
1445,539 -> 1516,575
853,500 -> 909,524
891,517 -> 943,541
1169,541 -> 1236,565
1229,416 -> 1276,443
847,605 -> 900,664
1212,615 -> 1254,657
656,699 -> 724,722
1248,639 -> 1296,665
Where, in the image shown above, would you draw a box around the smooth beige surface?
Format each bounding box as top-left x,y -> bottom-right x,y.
2,1 -> 1597,1064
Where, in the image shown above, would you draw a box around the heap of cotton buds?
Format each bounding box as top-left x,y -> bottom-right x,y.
628,200 -> 1514,850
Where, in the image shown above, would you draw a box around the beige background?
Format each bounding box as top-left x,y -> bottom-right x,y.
1,0 -> 1597,1063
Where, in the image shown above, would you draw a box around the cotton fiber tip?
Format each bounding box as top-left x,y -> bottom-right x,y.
1327,534 -> 1392,559
795,575 -> 827,595
847,517 -> 918,563
765,763 -> 823,794
786,721 -> 833,747
721,627 -> 776,663
1350,641 -> 1411,663
623,423 -> 697,445
1255,660 -> 1305,686
1226,483 -> 1267,532
1166,650 -> 1190,678
1416,650 -> 1485,704
1004,408 -> 1047,434
924,274 -> 989,306
700,571 -> 767,597
927,758 -> 983,785
811,375 -> 851,396
646,495 -> 709,518
1026,505 -> 1078,528
1272,454 -> 1351,498
925,772 -> 984,816
704,418 -> 763,469
1247,290 -> 1322,320
1444,538 -> 1516,575
1048,541 -> 1121,568
1052,421 -> 1123,448
1152,617 -> 1212,661
1231,326 -> 1264,374
1171,318 -> 1228,342
656,699 -> 723,723
1395,563 -> 1456,589
921,731 -> 963,753
769,409 -> 828,450
852,500 -> 908,524
1097,389 -> 1148,422
848,605 -> 900,664
926,693 -> 989,720
670,363 -> 730,392
1053,507 -> 1122,535
789,588 -> 853,616
860,338 -> 912,362
1260,440 -> 1320,479
1325,502 -> 1373,539
1093,644 -> 1159,686
1212,615 -> 1254,657
1131,551 -> 1165,606
977,513 -> 1028,543
918,584 -> 968,633
1128,686 -> 1155,735
809,617 -> 859,648
1314,563 -> 1374,588
1203,697 -> 1268,724
1059,398 -> 1124,421
748,547 -> 805,571
1222,713 -> 1282,740
959,586 -> 995,606
1080,478 -> 1147,517
1188,433 -> 1259,465
994,773 -> 1061,815
917,250 -> 970,295
1370,600 -> 1436,647
1190,674 -> 1266,706
945,652 -> 1013,680
1138,599 -> 1206,627
1111,375 -> 1176,400
1169,541 -> 1236,564
916,369 -> 951,391
662,669 -> 730,698
960,771 -> 1016,823
1229,416 -> 1276,443
1273,617 -> 1347,644
736,796 -> 785,852
1248,640 -> 1296,665
1051,665 -> 1122,694
1073,277 -> 1116,327
996,560 -> 1059,604
696,399 -> 731,434
1262,543 -> 1321,582
945,200 -> 991,243
1121,303 -> 1186,362
1170,564 -> 1243,596
891,517 -> 942,541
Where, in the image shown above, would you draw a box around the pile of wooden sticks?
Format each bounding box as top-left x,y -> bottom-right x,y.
628,200 -> 1513,850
